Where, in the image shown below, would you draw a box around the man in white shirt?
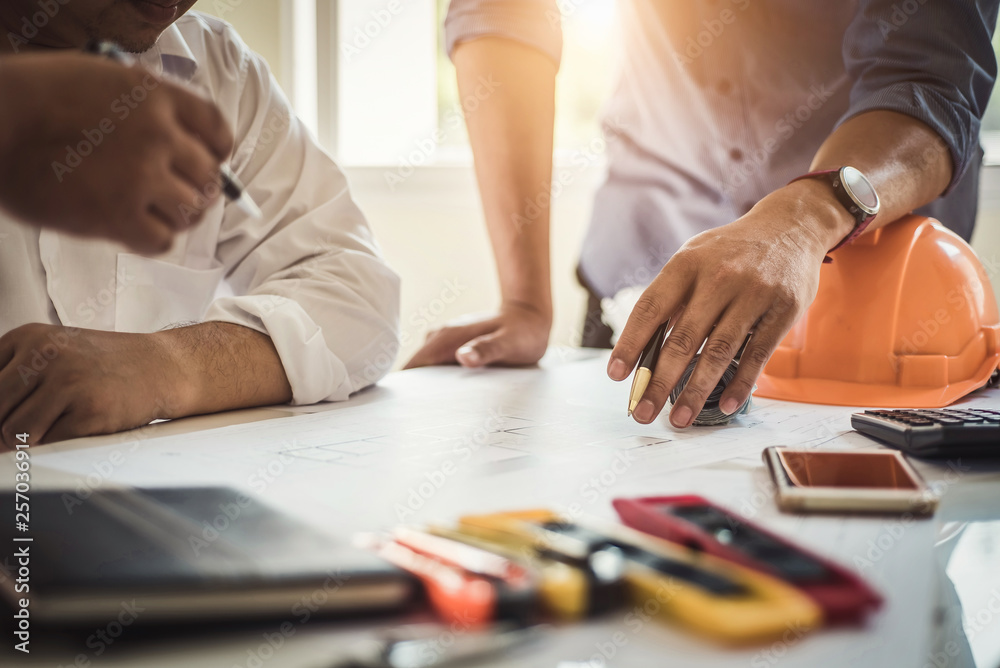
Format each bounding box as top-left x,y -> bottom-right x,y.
0,1 -> 401,449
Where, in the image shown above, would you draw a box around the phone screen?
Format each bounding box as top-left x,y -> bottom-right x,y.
776,450 -> 920,490
665,505 -> 833,583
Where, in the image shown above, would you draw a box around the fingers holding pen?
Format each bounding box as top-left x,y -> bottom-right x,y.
608,257 -> 694,382
629,297 -> 725,425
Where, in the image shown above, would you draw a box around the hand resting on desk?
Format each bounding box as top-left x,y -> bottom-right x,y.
0,322 -> 291,450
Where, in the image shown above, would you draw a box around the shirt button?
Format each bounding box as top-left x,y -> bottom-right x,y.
716,79 -> 732,96
729,148 -> 743,161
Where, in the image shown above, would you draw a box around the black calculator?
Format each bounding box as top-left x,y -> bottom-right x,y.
851,408 -> 1000,458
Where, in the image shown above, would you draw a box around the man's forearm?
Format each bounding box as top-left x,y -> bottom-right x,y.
453,37 -> 556,316
154,322 -> 292,418
800,110 -> 954,249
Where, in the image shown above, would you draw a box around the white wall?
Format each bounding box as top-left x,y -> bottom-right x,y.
194,1 -> 286,88
343,166 -> 598,365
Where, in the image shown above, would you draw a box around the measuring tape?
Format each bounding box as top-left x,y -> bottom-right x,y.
668,356 -> 752,426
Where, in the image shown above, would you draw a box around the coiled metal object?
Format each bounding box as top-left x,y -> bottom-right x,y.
668,356 -> 751,426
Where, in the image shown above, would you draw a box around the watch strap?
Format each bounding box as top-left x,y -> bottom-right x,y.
789,168 -> 877,264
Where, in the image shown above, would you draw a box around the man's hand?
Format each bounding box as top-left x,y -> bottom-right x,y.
0,324 -> 183,448
0,322 -> 291,450
0,52 -> 234,254
404,301 -> 551,368
607,180 -> 854,428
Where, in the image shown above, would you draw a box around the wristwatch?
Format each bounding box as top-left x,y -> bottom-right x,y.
789,166 -> 880,263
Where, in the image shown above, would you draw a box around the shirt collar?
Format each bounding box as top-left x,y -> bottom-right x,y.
138,21 -> 198,83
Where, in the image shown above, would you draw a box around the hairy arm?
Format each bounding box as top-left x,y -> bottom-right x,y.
157,322 -> 292,418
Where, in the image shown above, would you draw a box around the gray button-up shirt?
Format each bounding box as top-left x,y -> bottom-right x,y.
445,0 -> 998,298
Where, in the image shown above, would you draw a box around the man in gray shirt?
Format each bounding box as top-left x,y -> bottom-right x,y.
406,0 -> 997,428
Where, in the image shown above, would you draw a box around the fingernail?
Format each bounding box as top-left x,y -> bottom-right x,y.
608,358 -> 628,381
720,397 -> 740,415
456,345 -> 481,366
670,405 -> 693,428
633,399 -> 655,423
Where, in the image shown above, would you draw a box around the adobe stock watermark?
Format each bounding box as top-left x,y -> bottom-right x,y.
672,0 -> 753,66
340,0 -> 405,63
349,275 -> 468,388
11,264 -> 139,385
50,74 -> 163,182
231,569 -> 352,668
891,253 -> 1000,370
59,420 -> 169,516
878,0 -> 930,38
722,79 -> 840,197
188,492 -> 256,557
383,75 -> 502,190
511,116 -> 629,235
852,460 -> 969,574
187,450 -> 300,557
963,586 -> 1000,646
552,450 -> 637,523
6,0 -> 70,53
13,326 -> 80,386
393,408 -> 508,522
750,619 -> 813,668
579,581 -> 682,668
82,600 -> 145,660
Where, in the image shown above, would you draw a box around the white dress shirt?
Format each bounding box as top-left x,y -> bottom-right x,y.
0,12 -> 401,404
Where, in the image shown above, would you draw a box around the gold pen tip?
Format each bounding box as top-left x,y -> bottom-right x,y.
627,410 -> 632,417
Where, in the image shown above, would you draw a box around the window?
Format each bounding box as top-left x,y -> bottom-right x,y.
433,0 -> 619,162
980,30 -> 1000,165
284,2 -> 999,168
309,0 -> 619,166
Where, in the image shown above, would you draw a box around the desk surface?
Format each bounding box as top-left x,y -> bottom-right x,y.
4,350 -> 1000,668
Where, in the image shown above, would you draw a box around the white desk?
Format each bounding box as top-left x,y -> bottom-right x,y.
4,350 -> 1000,668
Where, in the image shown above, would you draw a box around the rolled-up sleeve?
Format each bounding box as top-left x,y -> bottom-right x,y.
840,0 -> 999,192
445,0 -> 564,67
202,39 -> 400,405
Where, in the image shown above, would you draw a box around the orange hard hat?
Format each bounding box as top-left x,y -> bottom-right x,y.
756,215 -> 1000,408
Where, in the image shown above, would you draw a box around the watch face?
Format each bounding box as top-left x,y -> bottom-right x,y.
841,166 -> 879,214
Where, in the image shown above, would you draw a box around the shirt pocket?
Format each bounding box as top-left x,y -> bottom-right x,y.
114,253 -> 226,333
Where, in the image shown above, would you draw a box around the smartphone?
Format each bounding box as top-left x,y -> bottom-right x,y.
613,495 -> 883,624
763,447 -> 939,515
456,510 -> 822,644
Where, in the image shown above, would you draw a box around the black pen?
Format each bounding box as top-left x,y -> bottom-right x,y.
627,321 -> 668,417
84,40 -> 262,219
